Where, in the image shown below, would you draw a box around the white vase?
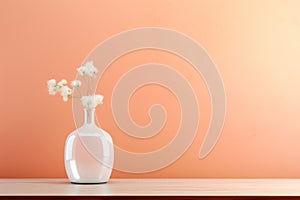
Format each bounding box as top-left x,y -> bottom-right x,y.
64,108 -> 114,184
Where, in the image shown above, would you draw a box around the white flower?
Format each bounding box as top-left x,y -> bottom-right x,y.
77,61 -> 98,78
47,79 -> 59,95
85,61 -> 98,77
94,94 -> 104,105
80,95 -> 104,109
47,79 -> 56,87
71,80 -> 81,88
57,79 -> 67,87
77,66 -> 85,76
48,86 -> 57,95
60,86 -> 73,102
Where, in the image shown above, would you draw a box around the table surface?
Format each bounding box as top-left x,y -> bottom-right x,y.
1,178 -> 300,196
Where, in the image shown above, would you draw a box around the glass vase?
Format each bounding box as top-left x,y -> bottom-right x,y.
64,108 -> 114,184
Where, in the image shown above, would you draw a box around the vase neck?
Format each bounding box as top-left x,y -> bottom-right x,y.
84,108 -> 95,125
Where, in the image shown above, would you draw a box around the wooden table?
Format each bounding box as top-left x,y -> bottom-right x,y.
1,179 -> 300,199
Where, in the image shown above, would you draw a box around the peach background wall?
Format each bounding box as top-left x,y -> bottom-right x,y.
1,0 -> 300,178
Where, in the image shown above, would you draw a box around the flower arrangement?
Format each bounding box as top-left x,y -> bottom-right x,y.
47,61 -> 104,109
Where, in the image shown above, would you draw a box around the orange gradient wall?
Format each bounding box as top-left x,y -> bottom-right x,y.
1,0 -> 300,178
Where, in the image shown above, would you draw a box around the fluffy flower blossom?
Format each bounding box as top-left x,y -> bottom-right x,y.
47,79 -> 56,87
57,79 -> 67,87
71,80 -> 81,88
80,95 -> 104,109
77,61 -> 98,77
47,79 -> 59,95
47,79 -> 73,101
60,85 -> 73,102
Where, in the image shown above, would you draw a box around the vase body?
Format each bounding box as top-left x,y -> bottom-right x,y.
64,108 -> 114,184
